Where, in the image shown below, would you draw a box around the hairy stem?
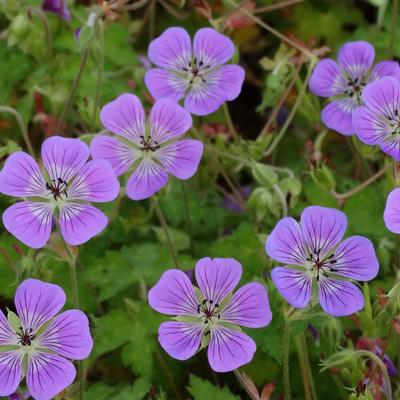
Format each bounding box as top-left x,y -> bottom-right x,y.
91,19 -> 104,131
283,316 -> 291,400
233,369 -> 259,400
295,333 -> 316,400
223,103 -> 237,139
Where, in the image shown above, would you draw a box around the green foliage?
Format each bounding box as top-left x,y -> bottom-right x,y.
187,375 -> 240,400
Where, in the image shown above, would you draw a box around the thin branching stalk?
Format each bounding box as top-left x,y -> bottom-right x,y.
233,369 -> 259,400
283,315 -> 291,400
295,334 -> 313,400
254,0 -> 305,14
180,181 -> 195,256
223,103 -> 237,139
273,184 -> 288,217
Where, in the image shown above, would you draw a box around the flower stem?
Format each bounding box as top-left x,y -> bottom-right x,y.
295,333 -> 316,400
91,19 -> 104,132
273,184 -> 288,217
233,369 -> 259,400
389,0 -> 398,58
283,315 -> 291,400
180,181 -> 195,256
223,102 -> 237,139
152,197 -> 180,269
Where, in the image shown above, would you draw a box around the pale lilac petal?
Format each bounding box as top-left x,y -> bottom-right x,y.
380,137 -> 400,161
90,136 -> 138,177
149,98 -> 192,144
309,59 -> 344,97
0,352 -> 22,397
352,106 -> 387,145
331,236 -> 379,281
361,76 -> 400,112
271,267 -> 312,308
220,283 -> 272,328
318,278 -> 364,316
206,65 -> 245,101
2,202 -> 53,249
26,352 -> 76,400
41,136 -> 89,182
207,327 -> 256,372
265,217 -> 308,266
158,321 -> 203,361
148,27 -> 192,70
148,269 -> 199,316
370,61 -> 400,81
156,139 -> 203,180
100,93 -> 145,145
0,310 -> 18,346
195,257 -> 242,304
384,188 -> 400,234
59,203 -> 108,246
67,159 -> 120,202
193,28 -> 235,67
184,83 -> 226,116
15,279 -> 66,333
0,152 -> 46,198
126,159 -> 168,200
321,99 -> 357,136
300,206 -> 347,258
338,41 -> 375,81
39,310 -> 93,360
144,68 -> 187,102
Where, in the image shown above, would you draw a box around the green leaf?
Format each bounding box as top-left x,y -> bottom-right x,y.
187,374 -> 240,400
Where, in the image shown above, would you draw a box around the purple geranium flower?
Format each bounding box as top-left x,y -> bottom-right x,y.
91,94 -> 203,201
0,136 -> 120,248
353,77 -> 400,160
0,279 -> 93,400
42,0 -> 71,21
148,257 -> 272,372
383,188 -> 400,233
265,206 -> 379,316
309,41 -> 400,135
144,27 -> 245,116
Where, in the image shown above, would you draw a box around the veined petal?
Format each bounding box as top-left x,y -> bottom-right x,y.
384,188 -> 400,234
41,136 -> 89,183
352,106 -> 389,145
158,321 -> 203,361
379,137 -> 400,161
271,267 -> 312,308
38,310 -> 93,360
67,160 -> 120,202
309,59 -> 345,97
126,159 -> 168,201
3,202 -> 53,249
0,351 -> 22,397
318,277 -> 364,316
370,61 -> 400,81
145,68 -> 187,102
15,279 -> 66,334
0,310 -> 18,346
148,269 -> 199,316
321,99 -> 357,136
207,327 -> 256,372
195,257 -> 242,304
361,77 -> 400,114
90,136 -> 138,177
0,152 -> 46,198
99,94 -> 145,145
59,203 -> 108,246
184,82 -> 225,116
156,139 -> 203,180
220,283 -> 272,328
26,352 -> 76,400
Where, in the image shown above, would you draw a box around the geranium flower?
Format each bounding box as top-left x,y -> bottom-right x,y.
91,94 -> 203,201
0,136 -> 120,249
353,77 -> 400,160
148,257 -> 272,372
309,41 -> 400,135
265,206 -> 379,316
42,0 -> 71,21
144,27 -> 245,116
0,279 -> 93,400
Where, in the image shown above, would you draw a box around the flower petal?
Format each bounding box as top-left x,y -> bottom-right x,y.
207,327 -> 256,372
265,217 -> 308,266
309,59 -> 345,97
2,202 -> 53,249
156,139 -> 203,180
184,84 -> 225,116
145,68 -> 187,102
206,65 -> 245,101
26,352 -> 76,400
321,99 -> 356,136
148,27 -> 192,70
41,136 -> 89,183
90,136 -> 138,177
379,136 -> 400,161
384,188 -> 400,234
59,203 -> 108,246
271,267 -> 312,308
67,159 -> 120,202
352,106 -> 388,146
0,351 -> 22,397
100,93 -> 145,145
39,310 -> 93,360
0,152 -> 46,198
337,41 -> 375,81
15,279 -> 66,333
300,206 -> 347,258
370,61 -> 400,81
193,28 -> 235,67
158,321 -> 203,361
331,236 -> 379,281
318,278 -> 364,316
220,283 -> 272,328
195,257 -> 242,304
148,269 -> 199,316
361,76 -> 400,112
126,159 -> 168,201
149,98 -> 192,144
0,310 -> 18,345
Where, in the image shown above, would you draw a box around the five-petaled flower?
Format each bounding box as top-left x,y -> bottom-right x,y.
265,206 -> 379,316
91,94 -> 203,201
144,27 -> 245,116
0,279 -> 93,400
42,0 -> 71,21
309,41 -> 400,135
148,257 -> 272,372
0,136 -> 120,249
